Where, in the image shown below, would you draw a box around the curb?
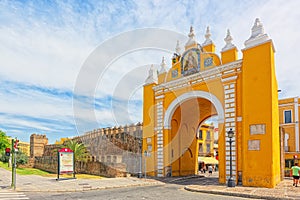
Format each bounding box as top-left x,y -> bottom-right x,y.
168,175 -> 204,183
184,186 -> 295,200
17,181 -> 164,193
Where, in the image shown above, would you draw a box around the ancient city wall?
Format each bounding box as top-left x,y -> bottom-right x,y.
34,156 -> 127,177
30,123 -> 142,176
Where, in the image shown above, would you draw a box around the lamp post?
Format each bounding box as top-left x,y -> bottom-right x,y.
227,128 -> 235,187
138,139 -> 142,178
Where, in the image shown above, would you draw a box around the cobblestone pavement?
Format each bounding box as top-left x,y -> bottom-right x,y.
1,167 -> 299,199
180,173 -> 300,200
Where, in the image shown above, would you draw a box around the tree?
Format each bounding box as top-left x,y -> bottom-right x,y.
63,140 -> 89,162
0,130 -> 10,153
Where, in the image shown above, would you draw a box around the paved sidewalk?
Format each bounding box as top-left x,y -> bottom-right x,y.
184,174 -> 300,200
0,168 -> 163,192
1,167 -> 299,199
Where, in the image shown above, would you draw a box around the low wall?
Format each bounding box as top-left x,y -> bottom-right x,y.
34,156 -> 127,177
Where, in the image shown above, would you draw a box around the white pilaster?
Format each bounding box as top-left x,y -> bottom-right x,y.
294,97 -> 299,151
156,100 -> 164,177
222,76 -> 237,180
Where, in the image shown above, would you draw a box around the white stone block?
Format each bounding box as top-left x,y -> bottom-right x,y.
225,89 -> 235,94
225,98 -> 235,103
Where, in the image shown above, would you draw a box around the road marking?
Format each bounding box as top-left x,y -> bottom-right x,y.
0,190 -> 29,200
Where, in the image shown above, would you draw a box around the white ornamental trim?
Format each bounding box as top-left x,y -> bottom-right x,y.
164,91 -> 225,129
223,69 -> 235,74
224,89 -> 235,94
221,75 -> 238,83
225,117 -> 235,122
225,98 -> 235,103
155,95 -> 165,99
153,60 -> 242,92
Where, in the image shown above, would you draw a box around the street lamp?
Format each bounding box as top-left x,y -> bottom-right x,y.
227,128 -> 235,187
138,139 -> 142,178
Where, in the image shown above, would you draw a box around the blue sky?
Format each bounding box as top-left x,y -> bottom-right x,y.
1,0 -> 300,143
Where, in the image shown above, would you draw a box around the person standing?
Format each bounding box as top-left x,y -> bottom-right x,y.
291,162 -> 300,187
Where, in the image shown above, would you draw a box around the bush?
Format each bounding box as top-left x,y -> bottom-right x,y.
0,151 -> 28,166
0,152 -> 9,163
16,151 -> 28,166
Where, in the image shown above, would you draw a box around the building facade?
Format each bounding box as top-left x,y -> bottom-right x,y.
197,124 -> 215,157
279,97 -> 300,167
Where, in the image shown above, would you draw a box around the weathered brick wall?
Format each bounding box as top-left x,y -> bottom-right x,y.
30,134 -> 48,158
43,144 -> 60,157
31,123 -> 142,176
33,156 -> 127,177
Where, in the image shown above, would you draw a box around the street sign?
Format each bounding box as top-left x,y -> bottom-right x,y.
57,148 -> 75,180
13,140 -> 19,152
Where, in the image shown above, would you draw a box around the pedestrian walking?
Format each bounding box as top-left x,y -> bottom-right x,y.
208,165 -> 213,176
291,162 -> 300,187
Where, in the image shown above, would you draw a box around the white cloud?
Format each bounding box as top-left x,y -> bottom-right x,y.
0,0 -> 299,143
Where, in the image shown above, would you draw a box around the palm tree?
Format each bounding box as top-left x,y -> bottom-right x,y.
64,140 -> 89,162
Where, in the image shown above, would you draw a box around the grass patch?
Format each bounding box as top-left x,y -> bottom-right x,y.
0,161 -> 50,176
16,167 -> 50,176
0,161 -> 10,170
0,161 -> 103,179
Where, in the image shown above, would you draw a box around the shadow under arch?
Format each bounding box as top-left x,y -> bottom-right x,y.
164,91 -> 224,129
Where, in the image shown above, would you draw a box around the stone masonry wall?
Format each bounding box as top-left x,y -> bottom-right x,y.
34,156 -> 127,177
30,123 -> 142,176
30,134 -> 48,158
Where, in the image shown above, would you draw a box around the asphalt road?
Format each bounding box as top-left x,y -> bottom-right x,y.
25,184 -> 255,200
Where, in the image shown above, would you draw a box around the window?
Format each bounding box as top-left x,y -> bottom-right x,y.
206,131 -> 211,140
199,143 -> 203,152
206,143 -> 211,153
284,110 -> 292,123
199,130 -> 203,140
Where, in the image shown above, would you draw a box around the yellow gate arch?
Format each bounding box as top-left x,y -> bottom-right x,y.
143,19 -> 281,188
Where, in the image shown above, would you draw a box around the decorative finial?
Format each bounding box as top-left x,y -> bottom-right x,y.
222,29 -> 236,51
175,40 -> 181,55
202,26 -> 213,46
159,57 -> 168,74
145,64 -> 158,84
205,26 -> 211,40
251,18 -> 264,38
188,26 -> 195,38
185,26 -> 197,48
244,18 -> 269,48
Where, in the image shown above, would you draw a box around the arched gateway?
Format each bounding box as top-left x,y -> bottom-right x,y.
142,19 -> 281,188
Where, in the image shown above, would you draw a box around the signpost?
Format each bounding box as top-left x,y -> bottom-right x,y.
11,138 -> 19,190
56,148 -> 75,180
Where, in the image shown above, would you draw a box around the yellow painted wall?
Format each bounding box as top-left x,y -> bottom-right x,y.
143,82 -> 157,176
278,97 -> 300,165
221,48 -> 238,64
241,41 -> 280,187
203,43 -> 215,53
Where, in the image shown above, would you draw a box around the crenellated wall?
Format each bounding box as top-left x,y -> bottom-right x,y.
30,123 -> 143,176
